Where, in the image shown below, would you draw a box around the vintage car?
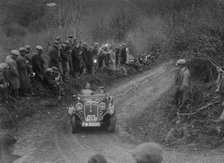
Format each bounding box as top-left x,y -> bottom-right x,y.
67,87 -> 116,133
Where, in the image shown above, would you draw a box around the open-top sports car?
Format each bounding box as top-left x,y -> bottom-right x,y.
67,87 -> 116,133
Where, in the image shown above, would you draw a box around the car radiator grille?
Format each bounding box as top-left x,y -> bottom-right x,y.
84,102 -> 98,119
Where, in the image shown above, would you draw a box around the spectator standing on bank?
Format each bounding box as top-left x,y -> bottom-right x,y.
5,50 -> 20,98
48,41 -> 60,69
31,46 -> 45,82
0,63 -> 9,103
174,59 -> 191,114
17,47 -> 32,96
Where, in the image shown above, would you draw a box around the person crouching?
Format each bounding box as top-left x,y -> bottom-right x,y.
43,67 -> 64,100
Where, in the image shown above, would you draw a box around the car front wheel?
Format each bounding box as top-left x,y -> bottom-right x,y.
71,116 -> 78,133
107,113 -> 117,132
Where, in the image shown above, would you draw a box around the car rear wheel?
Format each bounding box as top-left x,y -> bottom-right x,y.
71,116 -> 78,133
107,113 -> 117,132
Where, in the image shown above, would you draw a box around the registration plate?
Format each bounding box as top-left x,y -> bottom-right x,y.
82,122 -> 100,127
86,115 -> 97,122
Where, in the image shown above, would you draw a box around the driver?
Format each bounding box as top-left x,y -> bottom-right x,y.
81,82 -> 93,95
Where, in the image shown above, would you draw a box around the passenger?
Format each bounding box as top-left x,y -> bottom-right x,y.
132,142 -> 163,163
81,82 -> 93,95
88,153 -> 107,163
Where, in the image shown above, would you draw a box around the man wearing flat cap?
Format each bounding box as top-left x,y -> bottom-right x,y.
175,59 -> 191,114
132,142 -> 163,163
31,46 -> 45,82
17,47 -> 32,96
60,42 -> 70,81
120,44 -> 127,65
48,41 -> 61,70
56,36 -> 62,44
5,50 -> 20,98
24,45 -> 32,61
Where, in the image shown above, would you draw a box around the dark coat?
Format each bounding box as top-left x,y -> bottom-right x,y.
60,47 -> 69,72
82,47 -> 89,67
120,47 -> 127,65
43,71 -> 57,87
48,45 -> 60,68
5,55 -> 20,89
31,53 -> 45,80
72,47 -> 82,73
86,49 -> 93,68
16,55 -> 31,89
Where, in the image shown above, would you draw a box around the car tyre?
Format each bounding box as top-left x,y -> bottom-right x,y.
107,113 -> 117,132
71,116 -> 78,133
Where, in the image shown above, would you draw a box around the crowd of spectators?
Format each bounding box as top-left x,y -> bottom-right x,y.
0,35 -> 161,102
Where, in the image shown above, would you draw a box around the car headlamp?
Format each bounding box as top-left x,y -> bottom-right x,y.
99,102 -> 106,110
76,103 -> 83,110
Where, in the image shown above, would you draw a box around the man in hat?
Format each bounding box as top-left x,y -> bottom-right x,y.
56,36 -> 62,44
120,43 -> 127,65
5,50 -> 20,98
68,35 -> 76,47
17,47 -> 32,96
81,42 -> 89,74
43,67 -> 64,100
88,154 -> 107,163
98,45 -> 106,69
67,38 -> 74,76
24,45 -> 32,59
71,42 -> 82,79
23,45 -> 33,79
174,59 -> 191,111
213,67 -> 224,122
48,41 -> 61,69
86,46 -> 94,74
60,42 -> 70,81
132,142 -> 163,163
0,63 -> 9,103
80,82 -> 94,95
115,46 -> 120,66
31,45 -> 45,82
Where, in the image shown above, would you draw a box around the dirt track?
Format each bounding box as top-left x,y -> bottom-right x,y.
14,62 -> 224,163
